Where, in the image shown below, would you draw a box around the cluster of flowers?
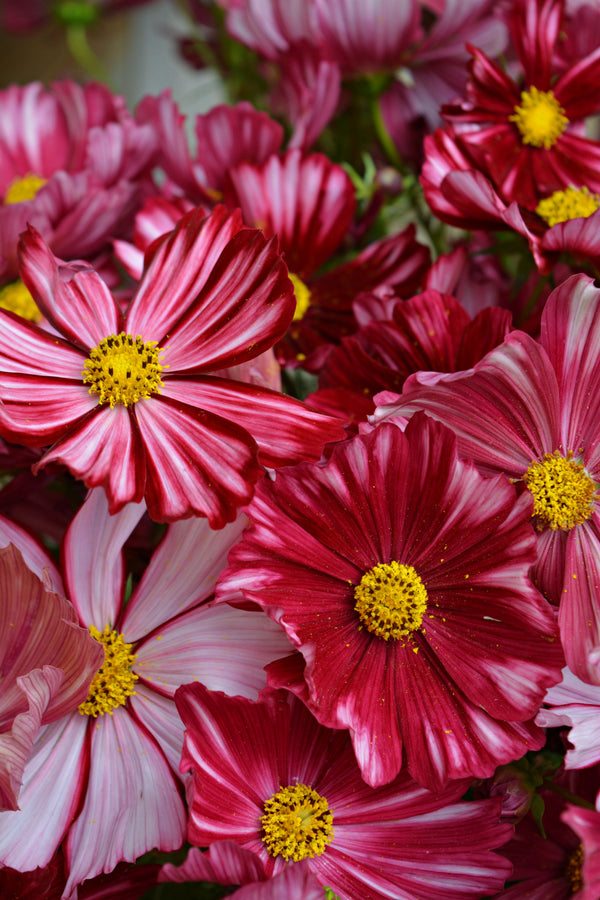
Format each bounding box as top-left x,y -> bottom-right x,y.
2,0 -> 600,898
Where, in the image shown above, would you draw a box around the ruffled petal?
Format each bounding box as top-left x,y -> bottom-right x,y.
18,225 -> 122,349
0,667 -> 63,810
134,396 -> 261,526
37,405 -> 146,512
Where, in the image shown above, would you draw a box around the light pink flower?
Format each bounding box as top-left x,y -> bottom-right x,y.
0,488 -> 292,896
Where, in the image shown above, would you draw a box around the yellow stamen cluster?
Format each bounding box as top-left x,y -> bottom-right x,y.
4,173 -> 48,204
564,843 -> 583,894
0,280 -> 41,322
83,332 -> 165,408
354,561 -> 428,641
523,451 -> 596,531
78,625 -> 138,717
261,783 -> 334,862
509,86 -> 568,149
536,186 -> 600,227
289,273 -> 312,321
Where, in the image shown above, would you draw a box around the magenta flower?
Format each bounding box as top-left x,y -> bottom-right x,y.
226,149 -> 430,369
216,414 -> 563,790
0,206 -> 342,525
175,683 -> 513,900
0,81 -> 157,281
0,488 -> 292,894
374,273 -> 600,685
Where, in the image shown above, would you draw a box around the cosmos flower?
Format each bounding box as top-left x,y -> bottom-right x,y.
225,148 -> 430,369
373,273 -> 600,685
174,683 -> 514,900
0,488 -> 292,895
0,80 -> 157,282
216,414 -> 563,790
0,206 -> 343,524
441,0 -> 600,209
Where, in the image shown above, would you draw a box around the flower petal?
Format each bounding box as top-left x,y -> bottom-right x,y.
64,711 -> 186,896
134,396 -> 261,525
18,225 -> 122,349
37,405 -> 146,512
120,513 -> 248,641
63,487 -> 146,630
0,714 -> 88,870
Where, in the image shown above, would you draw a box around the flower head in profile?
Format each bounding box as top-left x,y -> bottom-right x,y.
216,414 -> 563,790
0,205 -> 343,525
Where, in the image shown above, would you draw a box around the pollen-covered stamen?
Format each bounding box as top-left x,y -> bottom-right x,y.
4,173 -> 48,204
536,186 -> 600,227
565,843 -> 583,894
78,625 -> 138,717
289,273 -> 312,321
0,280 -> 41,322
354,561 -> 428,641
83,332 -> 166,408
262,783 -> 334,862
509,86 -> 568,149
524,451 -> 596,531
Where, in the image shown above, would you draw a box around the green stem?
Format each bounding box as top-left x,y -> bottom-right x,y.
371,96 -> 403,171
66,25 -> 111,84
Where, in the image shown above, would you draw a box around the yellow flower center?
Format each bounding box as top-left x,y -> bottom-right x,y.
0,280 -> 41,322
509,86 -> 568,149
78,625 -> 138,717
82,332 -> 166,408
536,186 -> 600,226
289,273 -> 312,321
4,173 -> 48,204
261,783 -> 334,862
354,561 -> 428,641
523,451 -> 596,531
565,843 -> 583,894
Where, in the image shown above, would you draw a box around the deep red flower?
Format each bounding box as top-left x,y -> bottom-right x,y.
216,414 -> 563,790
442,0 -> 600,210
174,683 -> 513,900
374,274 -> 600,685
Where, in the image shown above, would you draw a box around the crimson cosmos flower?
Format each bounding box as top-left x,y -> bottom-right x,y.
216,414 -> 563,790
0,205 -> 343,525
442,0 -> 600,210
173,683 -> 513,900
374,273 -> 600,686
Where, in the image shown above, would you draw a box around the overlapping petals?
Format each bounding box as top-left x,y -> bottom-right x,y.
0,206 -> 343,524
216,415 -> 563,790
175,684 -> 513,900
